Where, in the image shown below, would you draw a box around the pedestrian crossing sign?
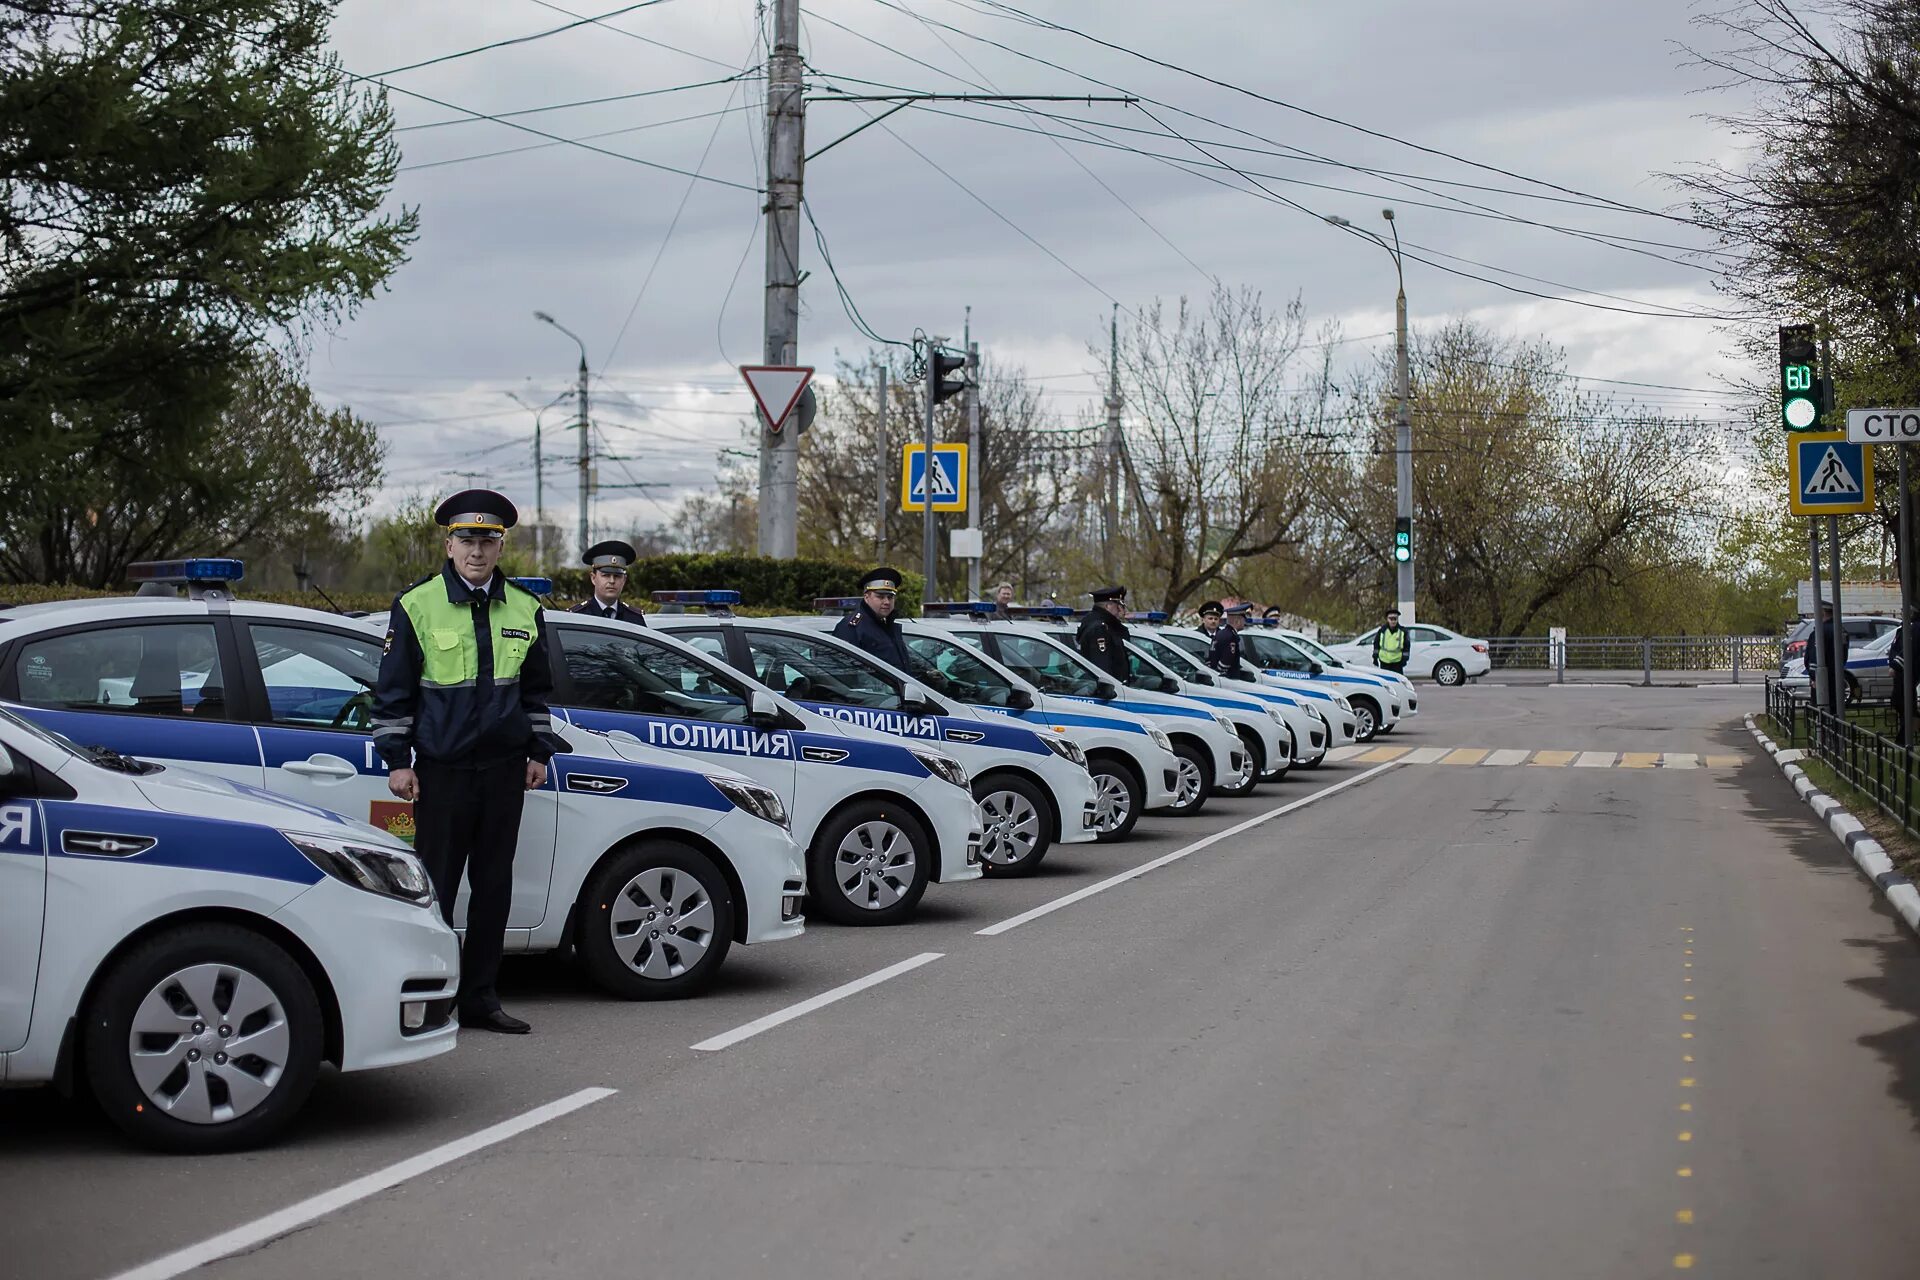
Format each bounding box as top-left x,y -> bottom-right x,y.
900,443 -> 969,513
1788,430 -> 1874,515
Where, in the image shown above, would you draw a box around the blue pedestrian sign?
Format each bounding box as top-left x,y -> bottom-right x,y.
900,443 -> 969,513
1788,431 -> 1874,515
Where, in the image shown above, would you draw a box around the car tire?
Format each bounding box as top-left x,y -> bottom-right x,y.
1218,729 -> 1263,796
1152,740 -> 1212,817
1086,755 -> 1144,842
1349,697 -> 1381,742
808,801 -> 933,925
578,840 -> 735,1000
974,772 -> 1054,877
84,924 -> 323,1154
1433,659 -> 1466,687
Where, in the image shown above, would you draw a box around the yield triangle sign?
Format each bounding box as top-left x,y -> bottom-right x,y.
1805,446 -> 1860,495
740,365 -> 814,433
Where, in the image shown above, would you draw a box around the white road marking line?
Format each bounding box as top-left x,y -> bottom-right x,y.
976,763 -> 1400,938
1575,751 -> 1617,767
691,952 -> 944,1052
1326,744 -> 1372,761
108,1087 -> 617,1280
1661,752 -> 1700,769
1482,748 -> 1531,767
1402,746 -> 1451,764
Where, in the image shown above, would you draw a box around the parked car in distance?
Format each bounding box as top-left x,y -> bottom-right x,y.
1780,615 -> 1898,677
1328,623 -> 1491,686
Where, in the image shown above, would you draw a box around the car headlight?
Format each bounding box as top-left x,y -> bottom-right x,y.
1266,705 -> 1287,725
1336,696 -> 1353,712
1147,727 -> 1173,753
710,776 -> 790,829
1212,713 -> 1236,733
286,833 -> 433,907
1042,733 -> 1088,768
910,748 -> 970,789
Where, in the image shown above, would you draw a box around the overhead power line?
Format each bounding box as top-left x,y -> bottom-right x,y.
394,74 -> 751,134
524,0 -> 743,71
374,0 -> 676,77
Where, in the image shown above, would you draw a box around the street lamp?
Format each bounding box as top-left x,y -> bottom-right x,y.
505,387 -> 571,567
1325,208 -> 1415,624
534,310 -> 592,557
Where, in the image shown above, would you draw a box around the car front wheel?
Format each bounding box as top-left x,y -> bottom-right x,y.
85,924 -> 323,1154
809,802 -> 933,925
578,840 -> 735,1000
974,772 -> 1054,877
1433,659 -> 1466,687
1152,741 -> 1212,817
1349,697 -> 1380,741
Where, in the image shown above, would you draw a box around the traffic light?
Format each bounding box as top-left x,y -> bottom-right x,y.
1393,517 -> 1412,563
929,347 -> 968,406
1780,324 -> 1821,431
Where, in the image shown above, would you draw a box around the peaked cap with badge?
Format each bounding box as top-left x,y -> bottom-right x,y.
570,539 -> 647,626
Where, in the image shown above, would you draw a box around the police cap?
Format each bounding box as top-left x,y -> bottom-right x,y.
859,566 -> 903,596
434,489 -> 518,539
583,540 -> 637,573
1089,584 -> 1127,603
1198,600 -> 1224,618
1225,602 -> 1253,616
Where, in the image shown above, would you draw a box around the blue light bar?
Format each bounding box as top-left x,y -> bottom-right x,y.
651,589 -> 742,606
1008,605 -> 1076,619
922,600 -> 996,615
127,558 -> 245,584
1125,611 -> 1169,623
814,596 -> 863,613
510,577 -> 553,596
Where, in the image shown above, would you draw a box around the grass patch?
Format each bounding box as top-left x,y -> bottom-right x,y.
1763,713 -> 1920,882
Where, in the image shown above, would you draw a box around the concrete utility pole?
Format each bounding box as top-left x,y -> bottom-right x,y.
1103,305 -> 1121,579
534,310 -> 590,557
759,0 -> 804,558
505,388 -> 570,567
923,342 -> 940,599
965,305 -> 982,600
875,364 -> 889,561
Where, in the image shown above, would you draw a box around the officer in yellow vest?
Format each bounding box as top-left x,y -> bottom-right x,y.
1372,608 -> 1410,674
371,490 -> 558,1035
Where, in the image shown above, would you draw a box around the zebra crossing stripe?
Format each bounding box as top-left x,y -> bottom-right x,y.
1403,746 -> 1452,764
1660,752 -> 1698,769
1574,751 -> 1617,768
1327,746 -> 1741,769
1619,752 -> 1661,769
1440,748 -> 1489,765
1481,749 -> 1531,767
1529,750 -> 1578,767
1326,744 -> 1373,762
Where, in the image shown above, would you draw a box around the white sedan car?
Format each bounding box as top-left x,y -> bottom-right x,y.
1330,623 -> 1491,686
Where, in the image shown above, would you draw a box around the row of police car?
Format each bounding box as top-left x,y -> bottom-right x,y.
0,563 -> 1416,1152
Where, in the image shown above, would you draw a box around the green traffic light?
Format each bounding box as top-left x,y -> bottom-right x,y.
1393,545 -> 1411,563
1784,396 -> 1819,430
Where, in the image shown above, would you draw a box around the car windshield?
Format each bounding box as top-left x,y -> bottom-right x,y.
901,631 -> 1016,706
976,631 -> 1105,698
1286,633 -> 1339,663
1134,634 -> 1209,678
0,702 -> 87,760
1241,631 -> 1316,672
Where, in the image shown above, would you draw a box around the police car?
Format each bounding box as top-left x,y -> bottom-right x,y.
1126,629 -> 1330,769
1023,611 -> 1291,791
792,608 -> 1180,842
1268,625 -> 1419,722
0,701 -> 457,1152
0,563 -> 807,1002
536,592 -> 982,926
1143,626 -> 1362,752
922,607 -> 1247,817
648,602 -> 1097,877
1230,624 -> 1401,741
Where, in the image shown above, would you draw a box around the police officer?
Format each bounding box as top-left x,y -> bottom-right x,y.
1372,607 -> 1410,674
1077,585 -> 1132,681
1198,600 -> 1244,678
988,581 -> 1016,621
570,539 -> 648,625
372,490 -> 559,1035
834,566 -> 912,669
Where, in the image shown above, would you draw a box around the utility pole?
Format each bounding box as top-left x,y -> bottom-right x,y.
965,306 -> 982,600
1387,210 -> 1414,624
875,363 -> 889,561
534,311 -> 590,558
505,389 -> 568,567
759,0 -> 804,558
1103,305 -> 1121,579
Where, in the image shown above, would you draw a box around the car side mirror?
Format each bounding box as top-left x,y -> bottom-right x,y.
1194,672 -> 1217,685
1309,661 -> 1325,675
1157,676 -> 1180,693
748,689 -> 783,725
900,680 -> 935,714
1096,680 -> 1120,700
1008,688 -> 1035,710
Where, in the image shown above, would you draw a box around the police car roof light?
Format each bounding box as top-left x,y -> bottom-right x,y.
127,558 -> 246,584
922,600 -> 996,615
650,589 -> 742,606
814,596 -> 864,613
1008,605 -> 1076,619
1125,611 -> 1170,623
510,577 -> 554,596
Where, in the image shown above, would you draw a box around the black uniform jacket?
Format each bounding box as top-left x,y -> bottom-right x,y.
568,598 -> 649,626
833,601 -> 913,670
1076,608 -> 1132,681
1204,623 -> 1243,677
372,563 -> 560,770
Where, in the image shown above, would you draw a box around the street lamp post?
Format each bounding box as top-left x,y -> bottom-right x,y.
505,388 -> 571,567
534,310 -> 591,558
1326,209 -> 1415,624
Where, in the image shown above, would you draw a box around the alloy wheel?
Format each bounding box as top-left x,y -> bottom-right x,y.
979,789 -> 1042,865
127,963 -> 290,1126
609,866 -> 716,979
833,820 -> 918,910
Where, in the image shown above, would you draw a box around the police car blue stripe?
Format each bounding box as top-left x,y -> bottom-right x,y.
41,802 -> 324,885
20,706 -> 261,767
976,705 -> 1149,734
552,760 -> 730,811
1061,695 -> 1214,721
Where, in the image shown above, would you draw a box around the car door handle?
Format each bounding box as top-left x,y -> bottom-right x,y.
282,757 -> 358,779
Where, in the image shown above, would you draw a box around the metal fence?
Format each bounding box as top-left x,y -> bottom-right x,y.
1484,635 -> 1783,684
1766,678 -> 1920,841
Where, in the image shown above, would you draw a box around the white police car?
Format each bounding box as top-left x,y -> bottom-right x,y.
0,701 -> 457,1152
649,603 -> 1097,877
0,563 -> 806,1002
926,608 -> 1246,816
1233,625 -> 1401,741
1273,626 -> 1420,724
1144,626 -> 1362,752
813,610 -> 1181,842
1022,611 -> 1290,791
539,593 -> 982,927
1127,629 -> 1330,769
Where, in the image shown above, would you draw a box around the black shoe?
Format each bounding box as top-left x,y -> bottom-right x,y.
461,1006 -> 531,1034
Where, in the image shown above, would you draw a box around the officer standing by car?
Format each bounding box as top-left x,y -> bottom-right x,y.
372,490 -> 558,1035
1077,585 -> 1132,681
570,539 -> 648,625
1372,607 -> 1410,674
1198,600 -> 1243,678
1808,599 -> 1848,707
833,566 -> 913,668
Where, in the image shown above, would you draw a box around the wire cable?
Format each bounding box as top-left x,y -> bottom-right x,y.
523,0 -> 743,71
394,74 -> 750,134
397,104 -> 755,173
374,1 -> 676,77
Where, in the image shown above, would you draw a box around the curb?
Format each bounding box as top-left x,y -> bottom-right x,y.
1745,714 -> 1920,939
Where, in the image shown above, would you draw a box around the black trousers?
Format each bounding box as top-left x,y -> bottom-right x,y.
414,758 -> 527,1011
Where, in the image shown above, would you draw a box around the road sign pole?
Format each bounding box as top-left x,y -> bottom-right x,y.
966,338 -> 982,601
1810,521 -> 1826,712
1830,513 -> 1846,717
1902,445 -> 1915,748
875,365 -> 889,561
923,360 -> 938,599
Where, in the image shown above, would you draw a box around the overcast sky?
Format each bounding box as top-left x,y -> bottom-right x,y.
316,0 -> 1759,550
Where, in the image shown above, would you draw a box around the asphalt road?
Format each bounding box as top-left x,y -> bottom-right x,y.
6,683 -> 1920,1279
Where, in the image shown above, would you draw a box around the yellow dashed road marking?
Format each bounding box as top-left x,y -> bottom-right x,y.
1675,1210 -> 1694,1224
1529,750 -> 1578,767
1440,748 -> 1489,765
1676,1167 -> 1692,1177
1620,751 -> 1661,768
1675,1254 -> 1695,1269
1704,754 -> 1742,768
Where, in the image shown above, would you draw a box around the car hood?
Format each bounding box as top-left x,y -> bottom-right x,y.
133,765 -> 405,848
